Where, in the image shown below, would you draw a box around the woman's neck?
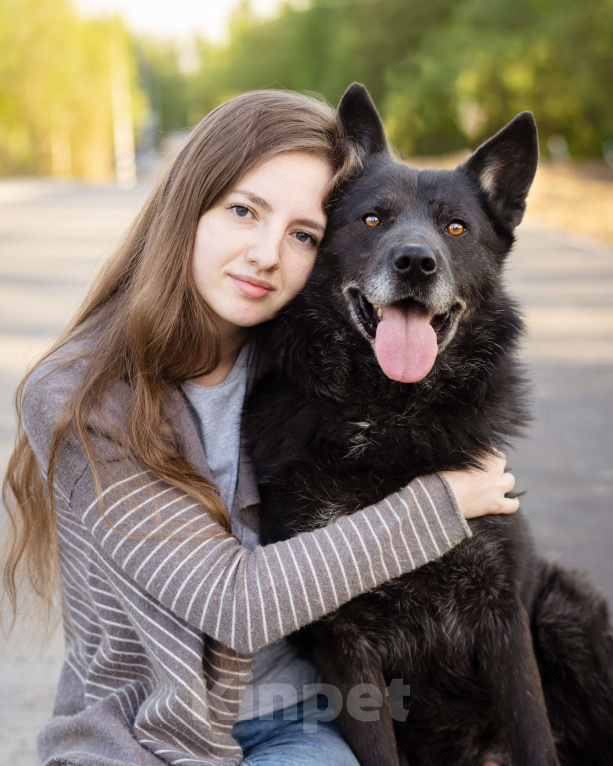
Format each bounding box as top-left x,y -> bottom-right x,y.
192,327 -> 250,387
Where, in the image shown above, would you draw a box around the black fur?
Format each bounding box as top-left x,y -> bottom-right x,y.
243,84 -> 613,766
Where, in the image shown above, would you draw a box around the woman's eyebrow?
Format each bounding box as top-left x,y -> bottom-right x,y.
233,189 -> 326,232
234,189 -> 273,212
293,218 -> 326,234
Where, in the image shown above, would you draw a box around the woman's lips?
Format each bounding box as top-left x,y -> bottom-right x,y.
229,275 -> 272,299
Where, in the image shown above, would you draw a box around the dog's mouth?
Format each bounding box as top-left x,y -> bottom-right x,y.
351,290 -> 458,341
349,288 -> 461,383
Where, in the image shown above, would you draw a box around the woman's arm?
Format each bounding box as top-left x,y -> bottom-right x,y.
68,453 -> 470,654
22,358 -> 471,655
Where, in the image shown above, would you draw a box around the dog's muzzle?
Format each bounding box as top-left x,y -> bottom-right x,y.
349,288 -> 460,343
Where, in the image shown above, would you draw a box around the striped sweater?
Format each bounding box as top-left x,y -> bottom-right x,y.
23,335 -> 472,766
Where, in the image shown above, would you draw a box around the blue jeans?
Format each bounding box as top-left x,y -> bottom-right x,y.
232,694 -> 360,765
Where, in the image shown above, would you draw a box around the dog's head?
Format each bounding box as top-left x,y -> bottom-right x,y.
313,83 -> 538,387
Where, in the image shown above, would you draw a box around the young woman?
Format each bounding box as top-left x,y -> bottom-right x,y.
2,89 -> 518,766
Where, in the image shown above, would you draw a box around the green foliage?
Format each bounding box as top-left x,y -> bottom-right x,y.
0,0 -> 144,178
136,37 -> 190,134
148,0 -> 612,158
3,0 -> 611,176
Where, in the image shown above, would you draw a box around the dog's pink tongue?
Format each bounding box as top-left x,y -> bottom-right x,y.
374,302 -> 438,383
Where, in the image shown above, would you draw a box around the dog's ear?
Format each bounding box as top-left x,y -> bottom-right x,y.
337,83 -> 389,157
459,112 -> 539,230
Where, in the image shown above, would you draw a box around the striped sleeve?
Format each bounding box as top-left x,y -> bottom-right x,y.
70,460 -> 471,655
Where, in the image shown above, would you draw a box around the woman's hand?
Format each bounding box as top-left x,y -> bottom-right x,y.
440,451 -> 519,519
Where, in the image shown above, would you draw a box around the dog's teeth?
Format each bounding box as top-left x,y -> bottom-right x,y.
376,308 -> 383,318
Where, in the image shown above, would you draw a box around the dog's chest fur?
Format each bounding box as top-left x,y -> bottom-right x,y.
245,368 -> 536,638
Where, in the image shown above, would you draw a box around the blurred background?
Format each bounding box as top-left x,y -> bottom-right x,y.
2,0 -> 613,238
1,0 -> 612,763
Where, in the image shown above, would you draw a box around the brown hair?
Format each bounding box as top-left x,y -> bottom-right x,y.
1,89 -> 358,639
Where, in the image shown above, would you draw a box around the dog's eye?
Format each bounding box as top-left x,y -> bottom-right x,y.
363,214 -> 381,227
446,221 -> 465,236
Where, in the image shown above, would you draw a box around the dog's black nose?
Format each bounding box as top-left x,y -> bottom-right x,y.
392,245 -> 437,278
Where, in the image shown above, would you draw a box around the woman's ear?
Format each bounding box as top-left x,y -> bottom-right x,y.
337,82 -> 389,158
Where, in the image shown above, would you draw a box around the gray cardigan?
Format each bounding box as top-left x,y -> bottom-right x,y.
23,334 -> 472,766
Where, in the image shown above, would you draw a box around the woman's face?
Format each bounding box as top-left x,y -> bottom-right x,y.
192,151 -> 334,348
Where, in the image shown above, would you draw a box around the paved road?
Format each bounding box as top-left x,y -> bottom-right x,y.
0,180 -> 612,764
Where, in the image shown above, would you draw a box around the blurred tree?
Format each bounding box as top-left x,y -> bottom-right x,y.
170,0 -> 613,159
135,37 -> 190,135
2,0 -> 611,176
0,0 -> 145,179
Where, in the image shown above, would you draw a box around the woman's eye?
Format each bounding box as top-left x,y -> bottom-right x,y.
293,231 -> 318,246
230,204 -> 252,218
446,220 -> 466,236
363,214 -> 381,227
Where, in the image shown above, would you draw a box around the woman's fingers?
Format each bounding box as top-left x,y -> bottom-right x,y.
499,496 -> 521,514
503,471 -> 516,492
477,450 -> 507,473
440,452 -> 520,518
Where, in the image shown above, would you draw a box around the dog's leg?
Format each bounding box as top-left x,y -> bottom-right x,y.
532,561 -> 613,766
308,621 -> 402,766
479,602 -> 559,766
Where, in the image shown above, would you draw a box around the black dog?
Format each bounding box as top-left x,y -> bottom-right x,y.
244,84 -> 613,766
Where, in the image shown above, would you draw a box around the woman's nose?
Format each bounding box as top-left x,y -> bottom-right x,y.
246,228 -> 282,271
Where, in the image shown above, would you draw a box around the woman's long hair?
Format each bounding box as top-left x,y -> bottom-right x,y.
1,89 -> 358,639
